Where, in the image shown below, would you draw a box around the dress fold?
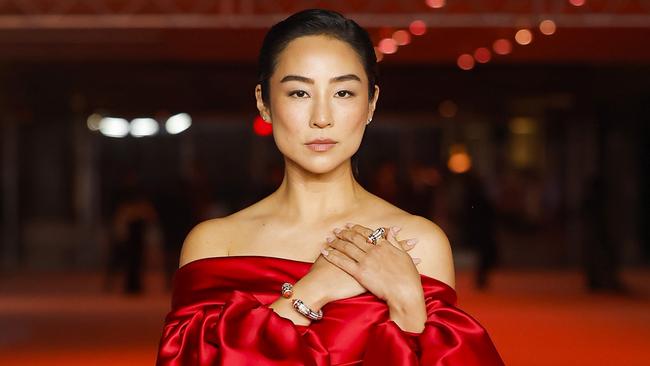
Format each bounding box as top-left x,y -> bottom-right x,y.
156,256 -> 504,366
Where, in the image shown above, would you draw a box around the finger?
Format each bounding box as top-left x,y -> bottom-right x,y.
399,238 -> 419,251
343,223 -> 376,246
321,247 -> 359,276
413,257 -> 422,265
326,236 -> 365,262
345,223 -> 398,249
334,227 -> 374,252
383,226 -> 404,249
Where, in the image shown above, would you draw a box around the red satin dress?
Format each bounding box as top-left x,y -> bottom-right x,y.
156,256 -> 504,365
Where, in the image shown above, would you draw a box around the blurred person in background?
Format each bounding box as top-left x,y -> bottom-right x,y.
153,177 -> 195,290
581,175 -> 625,293
156,8 -> 503,365
110,170 -> 158,294
465,172 -> 499,290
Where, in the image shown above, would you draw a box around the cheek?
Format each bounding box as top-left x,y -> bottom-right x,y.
333,101 -> 368,132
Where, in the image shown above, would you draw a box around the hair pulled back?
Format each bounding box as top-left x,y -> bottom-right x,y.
256,8 -> 379,107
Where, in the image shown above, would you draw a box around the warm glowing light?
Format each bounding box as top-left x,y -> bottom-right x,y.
569,0 -> 586,6
165,113 -> 192,134
99,117 -> 129,138
493,39 -> 512,55
253,115 -> 273,136
87,113 -> 102,131
392,30 -> 411,46
374,47 -> 384,62
474,47 -> 491,63
457,54 -> 475,70
448,144 -> 472,174
130,118 -> 159,137
425,0 -> 446,9
509,117 -> 537,135
378,38 -> 398,54
409,20 -> 426,36
539,19 -> 556,35
515,29 -> 533,45
439,100 -> 458,118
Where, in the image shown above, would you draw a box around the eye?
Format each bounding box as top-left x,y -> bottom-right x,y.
288,90 -> 309,98
336,90 -> 355,98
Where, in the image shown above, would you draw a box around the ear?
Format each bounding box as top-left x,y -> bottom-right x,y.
367,85 -> 380,122
255,84 -> 272,123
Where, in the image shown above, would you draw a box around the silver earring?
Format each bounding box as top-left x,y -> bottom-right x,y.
366,117 -> 372,125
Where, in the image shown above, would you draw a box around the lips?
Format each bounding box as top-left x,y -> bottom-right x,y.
305,138 -> 337,152
305,138 -> 337,144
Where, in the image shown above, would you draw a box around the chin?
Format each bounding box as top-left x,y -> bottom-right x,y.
292,155 -> 351,175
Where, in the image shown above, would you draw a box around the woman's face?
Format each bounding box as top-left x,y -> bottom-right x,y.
256,34 -> 379,175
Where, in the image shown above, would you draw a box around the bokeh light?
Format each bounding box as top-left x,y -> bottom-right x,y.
99,117 -> 129,138
515,29 -> 533,45
130,118 -> 159,137
448,144 -> 472,174
425,0 -> 446,9
457,54 -> 475,70
493,38 -> 513,55
539,19 -> 557,35
392,30 -> 411,46
86,113 -> 102,131
378,38 -> 398,54
474,47 -> 492,63
409,20 -> 427,36
165,113 -> 192,134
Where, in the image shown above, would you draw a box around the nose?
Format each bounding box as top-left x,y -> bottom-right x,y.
309,98 -> 333,129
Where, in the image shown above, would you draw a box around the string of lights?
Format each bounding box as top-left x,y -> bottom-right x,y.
374,0 -> 589,70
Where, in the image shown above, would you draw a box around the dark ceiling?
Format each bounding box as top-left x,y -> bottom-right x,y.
1,0 -> 649,63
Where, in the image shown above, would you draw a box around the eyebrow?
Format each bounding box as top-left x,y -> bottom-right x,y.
279,74 -> 361,84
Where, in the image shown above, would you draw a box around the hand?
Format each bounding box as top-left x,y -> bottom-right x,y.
293,228 -> 420,308
300,251 -> 367,306
321,223 -> 423,307
268,243 -> 367,326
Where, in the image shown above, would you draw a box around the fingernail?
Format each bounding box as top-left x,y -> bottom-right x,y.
326,236 -> 334,243
391,226 -> 402,234
406,238 -> 418,246
413,257 -> 421,264
321,249 -> 329,256
333,227 -> 342,234
345,222 -> 354,228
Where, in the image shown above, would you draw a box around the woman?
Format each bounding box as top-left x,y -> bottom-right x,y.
157,8 -> 504,365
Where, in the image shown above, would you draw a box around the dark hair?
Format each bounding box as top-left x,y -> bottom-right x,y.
256,8 -> 379,107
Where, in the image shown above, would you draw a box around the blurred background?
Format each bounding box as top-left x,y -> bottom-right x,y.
1,1 -> 649,365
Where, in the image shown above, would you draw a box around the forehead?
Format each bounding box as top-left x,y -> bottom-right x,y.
272,35 -> 367,82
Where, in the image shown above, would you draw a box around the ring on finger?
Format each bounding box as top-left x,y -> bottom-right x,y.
366,227 -> 385,245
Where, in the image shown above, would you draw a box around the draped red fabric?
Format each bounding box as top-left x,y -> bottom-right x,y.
156,256 -> 504,365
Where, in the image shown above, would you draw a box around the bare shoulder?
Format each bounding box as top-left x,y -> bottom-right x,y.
364,193 -> 455,289
397,214 -> 455,289
178,197 -> 270,268
178,216 -> 234,268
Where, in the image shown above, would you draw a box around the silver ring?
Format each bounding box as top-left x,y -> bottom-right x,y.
367,227 -> 385,245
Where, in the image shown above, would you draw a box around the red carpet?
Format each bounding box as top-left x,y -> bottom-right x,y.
1,269 -> 648,365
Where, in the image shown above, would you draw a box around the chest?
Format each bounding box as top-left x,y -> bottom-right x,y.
226,224 -> 338,262
227,219 -> 396,262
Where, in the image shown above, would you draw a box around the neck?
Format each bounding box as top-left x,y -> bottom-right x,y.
271,158 -> 367,224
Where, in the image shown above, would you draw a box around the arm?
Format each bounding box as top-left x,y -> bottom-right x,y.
158,219 -> 330,366
388,216 -> 455,332
363,216 -> 504,365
